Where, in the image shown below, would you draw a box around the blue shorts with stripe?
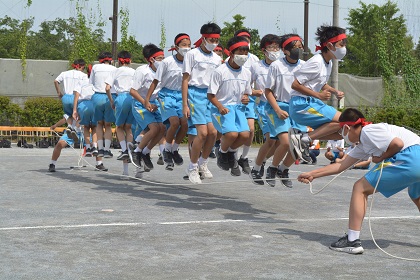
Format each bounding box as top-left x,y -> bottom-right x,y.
59,132 -> 83,146
91,92 -> 116,123
244,96 -> 257,119
255,101 -> 270,136
114,93 -> 135,126
61,94 -> 75,116
365,145 -> 420,199
77,100 -> 97,126
159,87 -> 183,123
211,104 -> 249,134
132,99 -> 162,129
289,96 -> 337,129
187,86 -> 212,126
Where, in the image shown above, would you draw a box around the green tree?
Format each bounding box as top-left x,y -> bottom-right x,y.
119,7 -> 144,63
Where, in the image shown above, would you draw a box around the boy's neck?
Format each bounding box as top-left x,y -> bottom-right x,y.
175,53 -> 184,62
321,52 -> 333,63
200,44 -> 211,54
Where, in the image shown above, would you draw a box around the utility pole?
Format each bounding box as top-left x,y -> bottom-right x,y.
109,0 -> 118,62
331,0 -> 340,108
303,0 -> 309,61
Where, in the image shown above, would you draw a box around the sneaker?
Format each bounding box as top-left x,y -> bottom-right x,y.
65,126 -> 73,139
135,167 -> 143,178
209,147 -> 216,159
329,234 -> 364,254
157,154 -> 164,165
97,149 -> 105,158
120,172 -> 130,180
186,167 -> 202,184
249,168 -> 264,185
227,151 -> 236,168
277,168 -> 293,188
103,150 -> 113,158
127,143 -> 141,168
91,147 -> 98,157
237,157 -> 251,174
199,162 -> 213,179
288,128 -> 312,164
163,149 -> 173,164
259,161 -> 265,177
166,162 -> 174,171
141,153 -> 154,172
117,150 -> 129,161
70,130 -> 79,143
230,160 -> 241,176
217,150 -> 230,171
95,163 -> 108,172
48,163 -> 56,172
300,140 -> 313,164
172,150 -> 183,165
85,148 -> 92,157
265,166 -> 277,187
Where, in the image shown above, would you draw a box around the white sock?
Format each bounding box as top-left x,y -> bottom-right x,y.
253,164 -> 261,171
120,140 -> 127,152
198,157 -> 208,166
123,162 -> 129,175
159,144 -> 165,154
142,147 -> 151,155
96,160 -> 102,165
51,160 -> 57,165
227,147 -> 237,152
189,161 -> 198,170
347,229 -> 360,242
172,143 -> 179,152
134,147 -> 141,153
220,147 -> 228,153
279,163 -> 288,172
241,145 -> 250,159
269,164 -> 277,169
92,142 -> 97,148
165,143 -> 172,152
104,139 -> 112,150
135,135 -> 143,143
85,143 -> 91,149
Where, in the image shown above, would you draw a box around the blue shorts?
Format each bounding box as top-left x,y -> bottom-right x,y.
61,94 -> 75,116
59,132 -> 82,146
114,93 -> 134,126
365,145 -> 420,199
256,101 -> 271,136
211,104 -> 249,134
187,86 -> 212,126
132,99 -> 162,129
159,88 -> 183,123
265,102 -> 292,138
92,92 -> 116,123
77,100 -> 96,126
244,96 -> 257,119
289,96 -> 337,129
187,125 -> 197,136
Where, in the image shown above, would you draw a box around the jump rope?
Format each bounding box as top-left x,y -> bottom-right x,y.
54,130 -> 419,261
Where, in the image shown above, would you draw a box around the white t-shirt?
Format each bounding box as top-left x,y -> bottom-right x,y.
326,139 -> 345,153
250,59 -> 270,102
266,58 -> 305,102
208,62 -> 252,106
89,63 -> 116,93
155,55 -> 183,91
348,123 -> 420,159
182,47 -> 221,89
74,79 -> 94,101
225,52 -> 260,71
131,65 -> 158,101
105,66 -> 135,94
290,53 -> 331,98
55,69 -> 88,95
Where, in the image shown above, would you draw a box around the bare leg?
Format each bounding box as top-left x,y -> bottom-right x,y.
272,132 -> 289,166
51,140 -> 68,161
201,122 -> 217,159
348,177 -> 375,231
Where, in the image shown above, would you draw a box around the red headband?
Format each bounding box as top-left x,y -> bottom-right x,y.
193,33 -> 220,47
282,36 -> 302,49
118,57 -> 131,64
99,57 -> 112,63
214,46 -> 223,51
168,35 -> 191,51
339,118 -> 371,128
236,31 -> 251,38
315,33 -> 347,52
229,41 -> 249,52
148,51 -> 164,62
72,64 -> 81,69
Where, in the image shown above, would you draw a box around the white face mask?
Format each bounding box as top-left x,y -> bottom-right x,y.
153,60 -> 163,70
233,54 -> 248,67
341,125 -> 354,145
266,50 -> 281,61
330,46 -> 347,60
204,38 -> 218,52
177,47 -> 191,57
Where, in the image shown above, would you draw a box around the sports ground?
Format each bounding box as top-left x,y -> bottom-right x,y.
0,146 -> 419,279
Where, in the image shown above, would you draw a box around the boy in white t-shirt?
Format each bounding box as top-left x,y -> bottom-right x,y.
208,36 -> 252,177
299,108 -> 420,255
325,139 -> 345,163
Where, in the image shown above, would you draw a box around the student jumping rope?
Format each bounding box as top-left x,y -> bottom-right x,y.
298,108 -> 420,255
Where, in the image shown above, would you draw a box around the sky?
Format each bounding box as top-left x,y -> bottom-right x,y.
2,0 -> 419,54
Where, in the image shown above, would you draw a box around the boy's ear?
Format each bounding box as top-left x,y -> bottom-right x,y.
326,42 -> 335,51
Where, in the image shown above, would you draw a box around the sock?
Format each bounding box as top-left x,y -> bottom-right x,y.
269,164 -> 277,169
159,144 -> 165,154
189,161 -> 198,170
123,162 -> 129,175
135,135 -> 143,143
172,143 -> 179,152
220,147 -> 228,153
241,145 -> 250,159
253,164 -> 261,171
134,147 -> 141,153
227,147 -> 237,152
96,160 -> 102,165
72,120 -> 76,128
347,229 -> 360,242
120,140 -> 127,152
51,160 -> 57,165
198,157 -> 208,166
104,139 -> 112,150
165,143 -> 172,152
142,147 -> 151,155
279,163 -> 288,172
85,143 -> 91,149
92,142 -> 98,148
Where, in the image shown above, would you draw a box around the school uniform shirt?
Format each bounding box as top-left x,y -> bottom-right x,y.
74,80 -> 94,101
131,65 -> 159,101
182,47 -> 221,89
55,70 -> 88,95
250,59 -> 271,102
326,139 -> 345,153
155,55 -> 183,91
348,123 -> 420,159
266,58 -> 305,102
290,53 -> 331,98
89,63 -> 117,93
208,62 -> 252,105
105,66 -> 135,94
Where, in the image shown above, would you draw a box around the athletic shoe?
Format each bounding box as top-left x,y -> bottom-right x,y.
70,130 -> 79,143
329,234 -> 364,254
217,150 -> 230,171
157,154 -> 164,165
120,172 -> 130,180
97,149 -> 104,158
117,150 -> 129,161
300,140 -> 313,164
288,128 -> 312,163
227,151 -> 236,168
265,166 -> 277,187
237,157 -> 251,174
230,160 -> 241,176
209,147 -> 216,159
141,153 -> 154,172
259,161 -> 265,177
163,149 -> 173,164
85,148 -> 92,157
186,167 -> 202,184
199,162 -> 213,179
172,150 -> 183,165
127,143 -> 141,168
91,147 -> 98,157
135,168 -> 143,178
103,150 -> 113,158
166,162 -> 174,171
95,163 -> 108,172
277,168 -> 293,188
249,168 -> 264,185
65,126 -> 73,139
48,163 -> 56,172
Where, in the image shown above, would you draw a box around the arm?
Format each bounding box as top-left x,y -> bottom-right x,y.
265,88 -> 289,120
129,88 -> 146,105
291,79 -> 331,100
144,79 -> 159,112
72,91 -> 80,121
208,93 -> 229,115
50,117 -> 66,130
321,83 -> 344,100
182,73 -> 190,118
105,84 -> 115,109
54,80 -> 62,98
372,137 -> 404,163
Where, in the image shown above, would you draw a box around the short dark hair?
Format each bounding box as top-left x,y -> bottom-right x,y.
142,44 -> 163,60
200,22 -> 221,35
98,51 -> 112,60
234,29 -> 251,40
339,108 -> 365,127
174,33 -> 190,46
73,58 -> 86,66
117,50 -> 131,59
280,33 -> 302,51
260,34 -> 281,49
227,36 -> 249,54
315,25 -> 346,52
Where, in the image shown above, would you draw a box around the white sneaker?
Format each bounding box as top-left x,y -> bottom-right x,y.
186,167 -> 202,184
135,167 -> 143,178
121,172 -> 130,180
199,163 -> 213,179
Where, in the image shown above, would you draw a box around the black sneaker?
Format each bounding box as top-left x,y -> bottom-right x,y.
250,168 -> 264,185
288,127 -> 303,161
48,163 -> 56,172
237,157 -> 251,174
230,160 -> 241,176
85,147 -> 92,157
97,149 -> 104,158
117,150 -> 129,160
227,151 -> 236,168
266,166 -> 277,187
157,154 -> 164,165
172,150 -> 183,165
95,163 -> 108,172
277,168 -> 293,188
141,153 -> 154,171
329,234 -> 364,254
65,126 -> 73,139
300,139 -> 313,164
163,149 -> 173,164
103,150 -> 113,158
259,161 -> 265,177
70,130 -> 79,143
217,150 -> 230,171
166,162 -> 174,171
209,147 -> 216,159
91,147 -> 98,157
